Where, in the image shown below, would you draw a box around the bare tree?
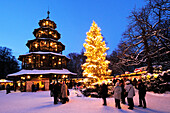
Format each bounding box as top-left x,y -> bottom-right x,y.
119,0 -> 170,73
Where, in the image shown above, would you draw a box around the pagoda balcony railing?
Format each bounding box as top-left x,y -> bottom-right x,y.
22,63 -> 66,70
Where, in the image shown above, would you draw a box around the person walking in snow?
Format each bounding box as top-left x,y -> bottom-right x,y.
53,82 -> 60,104
31,82 -> 35,92
100,81 -> 108,106
136,79 -> 147,108
125,80 -> 135,110
114,82 -> 122,109
61,81 -> 68,104
6,84 -> 11,94
49,82 -> 54,97
120,80 -> 126,104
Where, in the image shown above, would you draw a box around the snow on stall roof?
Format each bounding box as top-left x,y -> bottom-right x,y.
7,69 -> 76,77
19,52 -> 70,59
0,79 -> 13,83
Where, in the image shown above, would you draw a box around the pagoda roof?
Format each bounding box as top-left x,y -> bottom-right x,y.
19,51 -> 70,59
26,38 -> 65,48
7,69 -> 77,77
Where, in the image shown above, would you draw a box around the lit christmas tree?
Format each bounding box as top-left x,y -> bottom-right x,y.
82,21 -> 112,81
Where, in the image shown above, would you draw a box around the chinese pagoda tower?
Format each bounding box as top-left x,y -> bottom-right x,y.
8,11 -> 76,91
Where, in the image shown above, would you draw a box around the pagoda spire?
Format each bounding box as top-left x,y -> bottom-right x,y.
47,10 -> 50,19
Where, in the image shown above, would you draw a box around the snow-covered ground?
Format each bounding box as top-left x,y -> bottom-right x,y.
0,89 -> 170,113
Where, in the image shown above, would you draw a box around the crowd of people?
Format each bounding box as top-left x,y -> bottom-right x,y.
49,81 -> 69,104
4,77 -> 146,110
100,78 -> 147,110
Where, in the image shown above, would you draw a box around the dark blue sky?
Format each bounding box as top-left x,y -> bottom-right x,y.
0,0 -> 146,59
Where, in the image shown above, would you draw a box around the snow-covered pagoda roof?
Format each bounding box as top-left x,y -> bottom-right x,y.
7,69 -> 77,77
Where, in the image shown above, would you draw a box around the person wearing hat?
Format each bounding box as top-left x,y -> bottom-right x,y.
100,81 -> 108,106
125,80 -> 135,110
136,79 -> 147,108
114,82 -> 122,109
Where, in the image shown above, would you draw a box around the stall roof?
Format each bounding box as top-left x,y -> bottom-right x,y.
0,79 -> 13,83
7,69 -> 77,77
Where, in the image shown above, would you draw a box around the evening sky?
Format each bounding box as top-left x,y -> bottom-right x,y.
0,0 -> 146,60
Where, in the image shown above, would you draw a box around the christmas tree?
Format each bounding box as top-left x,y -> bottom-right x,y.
82,21 -> 112,81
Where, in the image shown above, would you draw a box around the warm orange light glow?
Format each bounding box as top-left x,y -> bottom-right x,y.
35,43 -> 38,48
21,77 -> 25,80
42,56 -> 45,59
44,41 -> 47,44
46,21 -> 48,25
50,43 -> 53,46
40,75 -> 43,77
54,35 -> 56,38
27,76 -> 30,79
49,31 -> 52,34
54,63 -> 56,65
52,57 -> 55,59
54,75 -> 56,77
29,58 -> 31,63
62,75 -> 65,78
43,23 -> 45,26
58,62 -> 61,64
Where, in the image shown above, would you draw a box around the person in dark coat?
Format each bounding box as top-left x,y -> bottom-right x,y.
6,84 -> 11,94
53,83 -> 60,104
136,79 -> 147,108
120,80 -> 126,104
32,83 -> 35,92
49,82 -> 54,97
132,78 -> 137,87
100,81 -> 108,106
113,78 -> 117,86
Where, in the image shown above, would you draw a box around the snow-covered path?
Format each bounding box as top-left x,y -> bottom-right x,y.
0,89 -> 170,113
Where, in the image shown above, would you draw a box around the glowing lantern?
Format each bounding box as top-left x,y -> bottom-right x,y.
40,75 -> 43,78
49,31 -> 52,34
54,75 -> 56,77
52,57 -> 55,59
